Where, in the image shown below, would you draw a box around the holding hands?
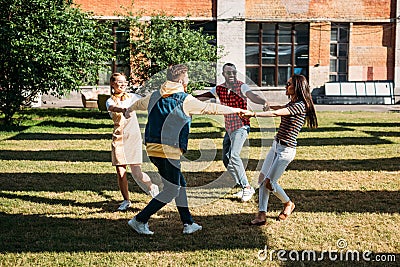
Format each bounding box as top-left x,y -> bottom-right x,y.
124,108 -> 134,119
239,109 -> 256,118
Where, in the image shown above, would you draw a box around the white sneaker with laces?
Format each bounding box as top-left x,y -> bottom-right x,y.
128,217 -> 154,235
118,200 -> 132,211
149,184 -> 160,198
232,190 -> 244,198
183,222 -> 202,234
241,187 -> 255,202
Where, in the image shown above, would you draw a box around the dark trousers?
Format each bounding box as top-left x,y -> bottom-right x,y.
135,156 -> 194,225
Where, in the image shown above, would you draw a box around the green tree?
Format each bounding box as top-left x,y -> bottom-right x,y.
0,0 -> 113,125
120,14 -> 223,93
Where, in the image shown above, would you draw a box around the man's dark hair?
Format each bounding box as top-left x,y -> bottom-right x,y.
222,63 -> 236,72
167,64 -> 188,82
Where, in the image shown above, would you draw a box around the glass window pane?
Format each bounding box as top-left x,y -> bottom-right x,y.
295,45 -> 308,66
262,23 -> 275,43
278,67 -> 291,86
329,75 -> 337,82
261,45 -> 275,64
246,23 -> 259,43
278,23 -> 292,43
339,27 -> 349,42
330,44 -> 337,56
330,59 -> 337,72
338,74 -> 347,81
331,28 -> 338,41
246,45 -> 259,64
294,67 -> 307,77
295,24 -> 309,44
338,44 -> 348,57
98,67 -> 112,85
278,45 -> 292,65
262,67 -> 275,86
246,68 -> 259,85
338,59 -> 347,72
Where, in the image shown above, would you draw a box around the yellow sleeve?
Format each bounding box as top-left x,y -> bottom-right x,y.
127,94 -> 151,111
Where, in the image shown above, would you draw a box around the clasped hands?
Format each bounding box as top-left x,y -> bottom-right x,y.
239,109 -> 256,118
124,108 -> 134,119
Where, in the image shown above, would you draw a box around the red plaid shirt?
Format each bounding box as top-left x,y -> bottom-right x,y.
216,81 -> 250,133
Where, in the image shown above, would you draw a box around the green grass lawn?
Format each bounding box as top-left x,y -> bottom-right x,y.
0,108 -> 399,266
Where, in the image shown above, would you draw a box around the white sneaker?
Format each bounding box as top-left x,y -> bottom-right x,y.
128,217 -> 154,235
118,200 -> 131,211
232,190 -> 244,198
183,222 -> 202,234
241,187 -> 255,202
149,184 -> 159,198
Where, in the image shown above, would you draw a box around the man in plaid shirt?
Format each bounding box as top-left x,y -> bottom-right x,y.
196,63 -> 268,201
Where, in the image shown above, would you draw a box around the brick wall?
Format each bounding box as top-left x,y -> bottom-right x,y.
73,0 -> 214,17
349,23 -> 394,81
245,0 -> 393,20
309,22 -> 331,89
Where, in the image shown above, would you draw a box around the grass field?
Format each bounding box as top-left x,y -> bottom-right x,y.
0,108 -> 399,266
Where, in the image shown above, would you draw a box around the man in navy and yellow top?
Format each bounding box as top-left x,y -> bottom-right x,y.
125,64 -> 250,235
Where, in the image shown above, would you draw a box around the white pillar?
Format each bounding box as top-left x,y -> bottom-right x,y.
394,0 -> 400,103
216,0 -> 246,83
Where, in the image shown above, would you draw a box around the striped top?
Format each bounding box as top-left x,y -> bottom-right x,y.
276,101 -> 306,147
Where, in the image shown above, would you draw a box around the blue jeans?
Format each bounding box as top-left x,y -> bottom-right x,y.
258,140 -> 296,212
135,157 -> 194,225
222,126 -> 250,188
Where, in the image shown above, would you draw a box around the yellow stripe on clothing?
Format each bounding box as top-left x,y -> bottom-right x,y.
145,143 -> 182,160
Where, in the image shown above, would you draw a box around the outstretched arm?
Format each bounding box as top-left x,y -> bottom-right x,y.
183,95 -> 242,115
194,91 -> 216,101
124,95 -> 151,118
245,90 -> 269,111
241,107 -> 291,118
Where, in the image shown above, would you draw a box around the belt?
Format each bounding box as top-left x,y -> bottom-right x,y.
275,138 -> 290,147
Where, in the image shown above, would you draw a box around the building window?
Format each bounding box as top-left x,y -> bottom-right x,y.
329,23 -> 349,82
97,23 -> 130,86
190,21 -> 217,46
245,22 -> 309,87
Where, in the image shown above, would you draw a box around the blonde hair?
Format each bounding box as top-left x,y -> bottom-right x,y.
110,73 -> 130,101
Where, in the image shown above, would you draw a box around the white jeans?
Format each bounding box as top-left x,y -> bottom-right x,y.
258,140 -> 296,212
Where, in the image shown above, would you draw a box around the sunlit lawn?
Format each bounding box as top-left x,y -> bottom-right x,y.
0,108 -> 399,266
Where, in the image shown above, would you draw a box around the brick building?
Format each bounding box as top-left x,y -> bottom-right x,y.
74,0 -> 399,104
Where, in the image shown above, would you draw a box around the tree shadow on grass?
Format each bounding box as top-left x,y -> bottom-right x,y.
37,120 -> 113,129
0,191 -> 139,213
246,157 -> 400,172
7,133 -> 112,140
0,172 -> 161,193
1,207 -> 399,261
0,211 -> 266,253
335,122 -> 400,128
20,108 -> 149,120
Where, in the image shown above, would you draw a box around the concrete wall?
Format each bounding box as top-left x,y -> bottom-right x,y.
216,0 -> 246,84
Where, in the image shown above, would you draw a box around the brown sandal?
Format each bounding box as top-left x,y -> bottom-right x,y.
278,201 -> 295,221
